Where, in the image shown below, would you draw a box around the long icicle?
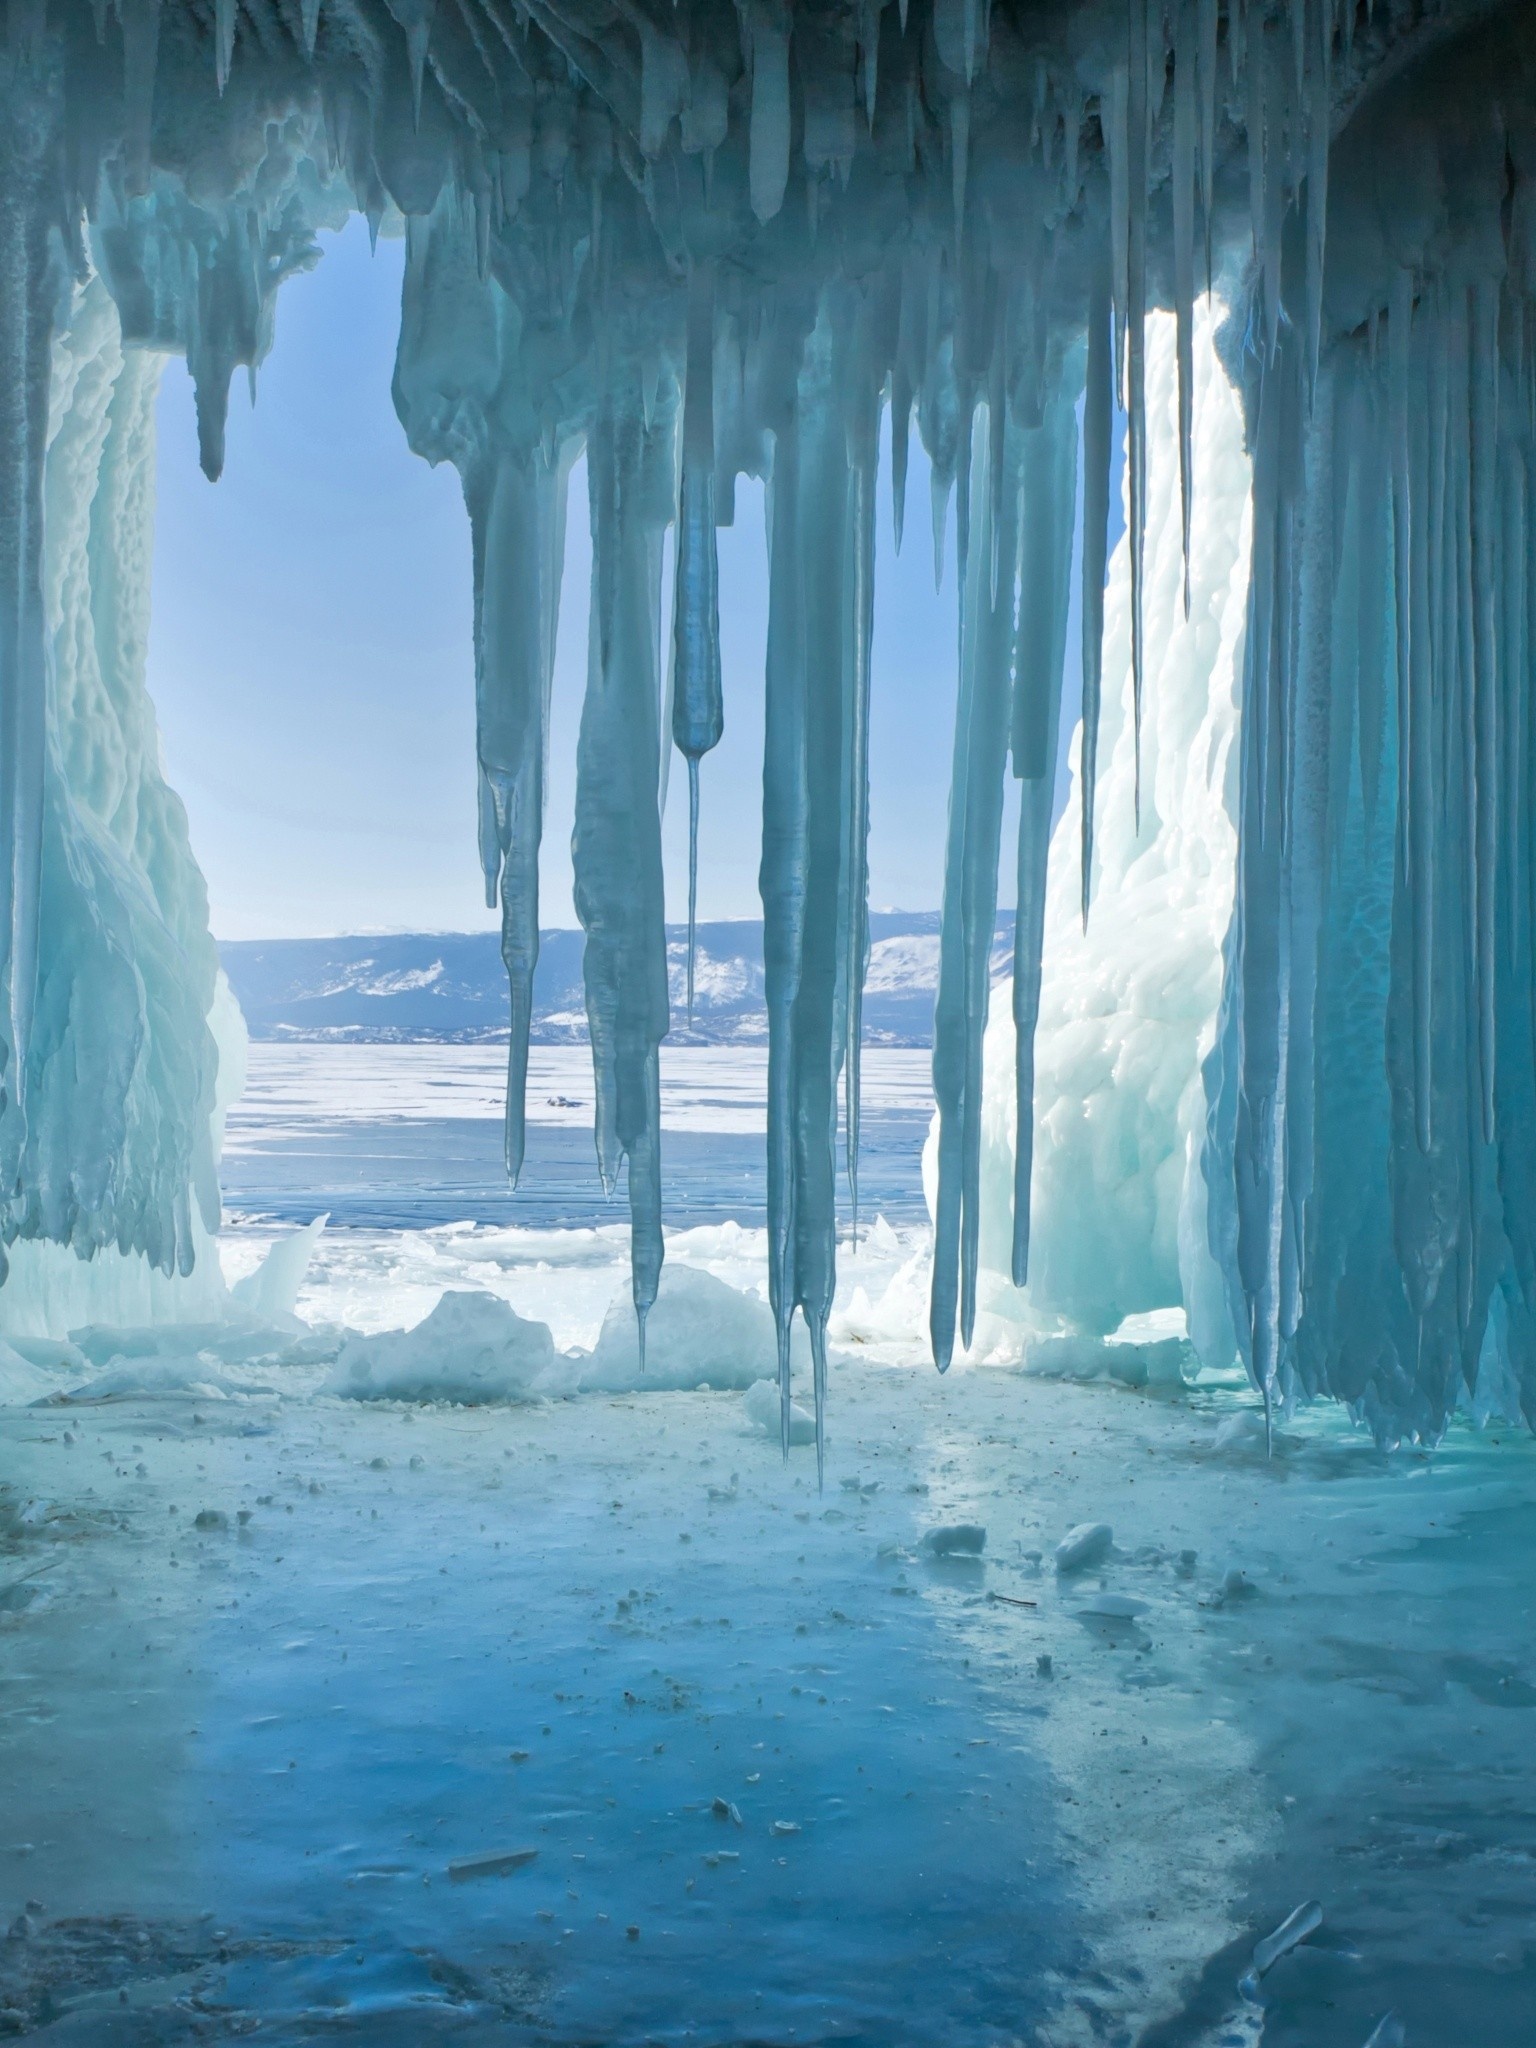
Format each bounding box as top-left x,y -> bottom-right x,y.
1080,238 -> 1114,927
574,386 -> 675,1364
671,263 -> 724,1027
1126,0 -> 1151,818
474,446 -> 569,1186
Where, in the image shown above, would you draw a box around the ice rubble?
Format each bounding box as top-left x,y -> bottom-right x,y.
322,1259 -> 796,1404
328,1287 -> 559,1403
3,2 -> 1536,1447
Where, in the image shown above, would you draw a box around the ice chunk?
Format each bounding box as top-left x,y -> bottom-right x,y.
743,1379 -> 816,1446
230,1218 -> 327,1321
447,1848 -> 538,1882
1238,1899 -> 1323,2000
0,1341 -> 56,1406
1054,1523 -> 1113,1574
1023,1333 -> 1193,1389
326,1292 -> 557,1405
578,1266 -> 781,1394
920,1524 -> 986,1557
64,1355 -> 260,1402
1212,1411 -> 1268,1452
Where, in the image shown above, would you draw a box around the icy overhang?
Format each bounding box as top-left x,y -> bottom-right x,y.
3,0 -> 1536,1449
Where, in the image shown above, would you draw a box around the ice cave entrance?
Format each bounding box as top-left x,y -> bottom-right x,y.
3,3 -> 1536,2043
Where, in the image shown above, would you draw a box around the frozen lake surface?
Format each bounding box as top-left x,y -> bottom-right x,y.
1,1047 -> 1533,2043
221,1044 -> 936,1233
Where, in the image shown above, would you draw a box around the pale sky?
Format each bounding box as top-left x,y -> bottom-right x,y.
148,216 -> 1081,942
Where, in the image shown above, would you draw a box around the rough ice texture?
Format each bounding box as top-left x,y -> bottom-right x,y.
3,2 -> 1534,1447
0,272 -> 242,1327
577,1263 -> 787,1395
934,301 -> 1247,1362
328,1290 -> 558,1405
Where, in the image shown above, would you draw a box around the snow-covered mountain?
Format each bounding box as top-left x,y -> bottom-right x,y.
219,915 -> 1014,1047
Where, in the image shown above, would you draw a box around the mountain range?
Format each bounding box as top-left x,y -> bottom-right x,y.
219,914 -> 1015,1048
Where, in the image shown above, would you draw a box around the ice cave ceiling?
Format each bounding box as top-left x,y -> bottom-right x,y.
1,0 -> 1535,1452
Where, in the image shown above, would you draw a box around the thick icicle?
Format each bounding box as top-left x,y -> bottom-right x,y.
841,371 -> 879,1236
761,301 -> 862,1475
671,266 -> 724,1024
930,404 -> 1017,1368
1125,0 -> 1150,811
1009,365 -> 1079,1289
0,52 -> 62,1164
1173,0 -> 1196,614
472,449 -> 569,1186
574,387 -> 676,1351
1079,242 -> 1113,926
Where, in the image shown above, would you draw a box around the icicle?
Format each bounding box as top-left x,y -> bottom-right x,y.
215,0 -> 236,93
859,0 -> 881,130
121,0 -> 162,196
1173,0 -> 1196,616
1390,267 -> 1414,882
1304,0 -> 1331,398
302,0 -> 321,59
574,389 -> 675,1338
473,449 -> 569,1189
1106,62 -> 1129,395
749,12 -> 791,225
951,89 -> 970,238
1198,0 -> 1217,291
1080,244 -> 1113,926
761,304 -> 858,1470
383,0 -> 438,130
1009,370 -> 1078,1289
843,386 -> 879,1239
0,57 -> 60,1138
930,406 -> 1015,1368
1407,291 -> 1440,1157
1469,278 -> 1500,1144
1126,0 -> 1150,813
891,364 -> 912,551
671,266 -> 724,1027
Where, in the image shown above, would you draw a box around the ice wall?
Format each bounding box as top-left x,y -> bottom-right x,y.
0,267 -> 237,1333
2,1 -> 1534,1445
947,299 -> 1247,1361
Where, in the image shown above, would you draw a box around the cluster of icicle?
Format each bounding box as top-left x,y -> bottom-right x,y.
1207,14 -> 1536,1439
1,0 -> 1530,1446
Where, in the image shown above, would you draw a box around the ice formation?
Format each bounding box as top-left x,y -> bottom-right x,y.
2,0 -> 1535,1449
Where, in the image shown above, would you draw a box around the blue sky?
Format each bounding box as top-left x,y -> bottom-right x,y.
149,216 -> 1079,942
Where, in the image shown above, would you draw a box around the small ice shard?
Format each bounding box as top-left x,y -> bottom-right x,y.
743,1380 -> 815,1446
920,1524 -> 987,1557
192,1510 -> 228,1532
1238,1899 -> 1324,2000
1055,1523 -> 1113,1573
711,1797 -> 743,1826
1035,1654 -> 1053,1677
1362,2018 -> 1406,2048
448,1848 -> 539,1882
1213,1410 -> 1268,1451
770,1820 -> 801,1836
1220,1566 -> 1256,1600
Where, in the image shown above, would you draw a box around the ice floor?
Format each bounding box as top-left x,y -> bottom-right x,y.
3,1239 -> 1535,2045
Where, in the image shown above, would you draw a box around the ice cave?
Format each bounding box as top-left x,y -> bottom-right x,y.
2,0 -> 1536,2041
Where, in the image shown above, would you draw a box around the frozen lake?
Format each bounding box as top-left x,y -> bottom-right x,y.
221,1044 -> 936,1234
